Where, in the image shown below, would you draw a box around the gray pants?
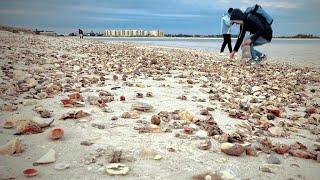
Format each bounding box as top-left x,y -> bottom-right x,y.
247,36 -> 269,59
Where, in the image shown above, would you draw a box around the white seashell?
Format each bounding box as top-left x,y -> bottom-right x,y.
33,149 -> 56,165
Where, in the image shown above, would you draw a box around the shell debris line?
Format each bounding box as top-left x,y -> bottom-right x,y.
0,29 -> 320,180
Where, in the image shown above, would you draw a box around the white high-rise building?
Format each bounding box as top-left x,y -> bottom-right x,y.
104,29 -> 164,37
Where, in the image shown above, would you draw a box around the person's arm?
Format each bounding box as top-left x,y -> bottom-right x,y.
248,15 -> 265,42
233,25 -> 246,52
223,16 -> 232,27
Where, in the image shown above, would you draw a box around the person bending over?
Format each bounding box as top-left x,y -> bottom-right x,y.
229,8 -> 272,63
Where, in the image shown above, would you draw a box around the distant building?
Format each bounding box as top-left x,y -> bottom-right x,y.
39,31 -> 57,37
104,29 -> 165,37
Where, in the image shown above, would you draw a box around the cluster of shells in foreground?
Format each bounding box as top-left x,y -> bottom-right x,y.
0,31 -> 320,177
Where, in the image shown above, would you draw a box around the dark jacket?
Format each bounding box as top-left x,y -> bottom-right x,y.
233,14 -> 273,52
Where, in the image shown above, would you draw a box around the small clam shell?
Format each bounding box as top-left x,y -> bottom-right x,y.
49,127 -> 64,140
23,168 -> 38,177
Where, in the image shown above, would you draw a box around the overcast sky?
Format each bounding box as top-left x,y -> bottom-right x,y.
0,0 -> 319,35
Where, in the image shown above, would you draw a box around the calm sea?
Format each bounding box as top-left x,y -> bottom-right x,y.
88,37 -> 320,67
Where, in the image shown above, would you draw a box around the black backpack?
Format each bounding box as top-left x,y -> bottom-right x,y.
245,4 -> 273,25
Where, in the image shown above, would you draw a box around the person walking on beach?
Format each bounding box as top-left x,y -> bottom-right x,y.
229,5 -> 273,63
220,8 -> 233,54
79,29 -> 84,39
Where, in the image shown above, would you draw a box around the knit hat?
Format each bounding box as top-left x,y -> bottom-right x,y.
230,9 -> 245,21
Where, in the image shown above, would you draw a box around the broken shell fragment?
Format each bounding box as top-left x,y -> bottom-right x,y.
121,111 -> 140,119
198,140 -> 212,150
54,163 -> 70,170
104,163 -> 130,175
274,144 -> 290,154
49,127 -> 64,140
289,149 -> 315,159
0,138 -> 23,156
59,110 -> 90,120
146,92 -> 154,97
23,168 -> 38,177
132,102 -> 153,112
268,127 -> 285,137
15,120 -> 43,135
33,149 -> 56,165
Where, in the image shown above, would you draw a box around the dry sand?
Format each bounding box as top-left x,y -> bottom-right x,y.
0,30 -> 319,180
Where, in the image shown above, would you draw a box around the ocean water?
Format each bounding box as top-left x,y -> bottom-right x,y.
88,37 -> 320,67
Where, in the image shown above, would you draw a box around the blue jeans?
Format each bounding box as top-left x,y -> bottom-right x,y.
247,36 -> 269,59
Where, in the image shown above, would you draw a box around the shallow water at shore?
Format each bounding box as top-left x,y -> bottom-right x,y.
88,37 -> 320,67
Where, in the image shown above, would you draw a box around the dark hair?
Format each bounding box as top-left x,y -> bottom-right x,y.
228,8 -> 233,14
230,9 -> 245,21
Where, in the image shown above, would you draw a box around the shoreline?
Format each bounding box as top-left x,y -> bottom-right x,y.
0,30 -> 320,180
86,36 -> 320,41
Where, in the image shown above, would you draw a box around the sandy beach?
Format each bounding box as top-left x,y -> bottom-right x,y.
0,30 -> 319,180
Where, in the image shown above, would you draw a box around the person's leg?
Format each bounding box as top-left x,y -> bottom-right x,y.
226,34 -> 232,53
220,34 -> 227,53
250,36 -> 269,60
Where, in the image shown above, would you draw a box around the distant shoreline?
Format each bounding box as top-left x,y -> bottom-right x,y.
1,25 -> 319,40
86,36 -> 320,40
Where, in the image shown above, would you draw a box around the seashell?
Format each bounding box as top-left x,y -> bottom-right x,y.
49,127 -> 64,140
148,124 -> 162,133
2,119 -> 16,129
305,107 -> 317,114
40,110 -> 52,118
267,108 -> 282,117
289,149 -> 315,159
132,102 -> 153,112
274,144 -> 290,154
245,147 -> 257,156
200,109 -> 209,116
68,92 -> 82,100
178,111 -> 193,122
1,104 -> 18,112
136,83 -> 144,88
177,95 -> 187,100
220,142 -> 245,156
153,154 -> 162,160
198,140 -> 211,150
121,111 -> 140,119
23,168 -> 38,177
104,163 -> 130,175
120,96 -> 126,101
0,138 -> 23,156
32,117 -> 54,128
15,120 -> 42,135
54,163 -> 70,170
59,110 -> 90,120
37,92 -> 48,99
146,92 -> 154,97
183,125 -> 193,134
139,148 -> 158,159
151,115 -> 161,125
33,149 -> 56,165
268,127 -> 285,137
136,93 -> 143,98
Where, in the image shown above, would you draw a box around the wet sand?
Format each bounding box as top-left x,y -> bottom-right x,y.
0,30 -> 319,180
